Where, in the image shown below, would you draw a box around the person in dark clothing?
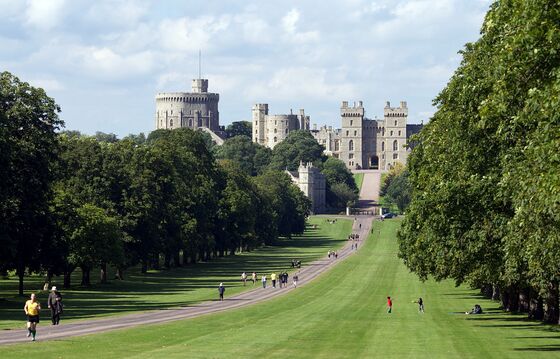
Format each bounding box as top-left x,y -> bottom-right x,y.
414,297 -> 424,313
47,286 -> 63,325
218,283 -> 225,301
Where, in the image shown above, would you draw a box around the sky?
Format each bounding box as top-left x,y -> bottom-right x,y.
0,0 -> 493,137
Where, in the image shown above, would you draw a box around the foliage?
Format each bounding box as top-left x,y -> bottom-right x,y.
0,71 -> 63,294
225,121 -> 252,138
215,135 -> 272,176
398,0 -> 560,323
269,130 -> 325,171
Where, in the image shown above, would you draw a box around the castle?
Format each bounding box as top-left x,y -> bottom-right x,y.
286,162 -> 326,214
253,100 -> 421,170
155,78 -> 222,135
252,104 -> 310,149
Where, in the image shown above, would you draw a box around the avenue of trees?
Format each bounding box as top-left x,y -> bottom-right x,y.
398,0 -> 560,323
0,72 -> 312,294
380,163 -> 411,214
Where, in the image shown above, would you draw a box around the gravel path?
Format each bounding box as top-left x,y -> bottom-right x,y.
0,217 -> 374,345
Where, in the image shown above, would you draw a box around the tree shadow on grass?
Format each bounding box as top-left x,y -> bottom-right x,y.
0,228 -> 349,327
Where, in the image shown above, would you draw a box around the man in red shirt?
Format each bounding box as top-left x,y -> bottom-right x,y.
387,296 -> 392,313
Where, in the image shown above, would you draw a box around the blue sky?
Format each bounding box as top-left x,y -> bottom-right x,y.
0,0 -> 492,137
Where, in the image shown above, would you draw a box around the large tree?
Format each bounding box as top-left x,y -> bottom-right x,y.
398,0 -> 560,322
269,130 -> 325,171
0,72 -> 63,295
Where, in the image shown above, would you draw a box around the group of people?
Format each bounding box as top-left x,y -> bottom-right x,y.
22,286 -> 64,341
349,233 -> 360,250
327,250 -> 338,259
290,259 -> 301,268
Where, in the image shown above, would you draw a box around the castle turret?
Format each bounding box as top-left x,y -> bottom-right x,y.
340,100 -> 365,169
381,100 -> 408,170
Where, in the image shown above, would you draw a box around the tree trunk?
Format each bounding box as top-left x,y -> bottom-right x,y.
115,268 -> 124,280
164,252 -> 171,269
492,284 -> 500,301
17,264 -> 24,296
152,254 -> 160,270
141,260 -> 148,274
63,271 -> 72,289
545,282 -> 559,324
518,288 -> 529,313
174,252 -> 181,267
529,294 -> 544,320
100,263 -> 107,284
80,266 -> 91,286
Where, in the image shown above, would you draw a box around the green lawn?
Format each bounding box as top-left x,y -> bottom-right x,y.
0,217 -> 351,330
353,172 -> 364,191
3,218 -> 560,358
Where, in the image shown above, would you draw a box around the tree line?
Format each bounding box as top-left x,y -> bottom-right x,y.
0,71 -> 311,294
398,0 -> 560,323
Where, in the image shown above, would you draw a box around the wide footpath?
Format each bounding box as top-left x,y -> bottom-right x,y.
0,216 -> 372,345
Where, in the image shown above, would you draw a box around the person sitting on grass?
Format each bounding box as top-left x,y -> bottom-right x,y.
465,304 -> 483,315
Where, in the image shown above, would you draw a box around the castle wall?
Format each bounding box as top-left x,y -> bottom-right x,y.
252,105 -> 307,149
155,79 -> 220,132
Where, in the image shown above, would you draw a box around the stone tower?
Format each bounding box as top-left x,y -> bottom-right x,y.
381,101 -> 408,170
251,105 -> 310,149
340,101 -> 365,169
155,78 -> 220,132
252,103 -> 269,146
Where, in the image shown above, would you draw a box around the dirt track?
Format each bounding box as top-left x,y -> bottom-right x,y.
0,216 -> 374,345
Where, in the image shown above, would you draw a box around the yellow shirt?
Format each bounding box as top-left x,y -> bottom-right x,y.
26,300 -> 40,316
271,273 -> 276,280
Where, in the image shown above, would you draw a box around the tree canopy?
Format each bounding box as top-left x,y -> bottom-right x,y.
398,0 -> 560,323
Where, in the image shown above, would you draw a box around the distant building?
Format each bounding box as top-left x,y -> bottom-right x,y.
286,162 -> 326,214
252,100 -> 421,170
155,78 -> 224,139
252,104 -> 310,149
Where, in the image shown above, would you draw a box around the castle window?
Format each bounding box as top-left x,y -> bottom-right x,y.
274,137 -> 277,143
354,130 -> 357,136
398,130 -> 401,136
275,120 -> 277,125
334,141 -> 339,151
381,142 -> 385,151
393,140 -> 398,151
349,153 -> 354,159
382,128 -> 385,136
393,153 -> 398,160
170,119 -> 173,127
395,120 -> 397,126
390,131 -> 393,136
285,128 -> 288,134
350,120 -> 353,126
274,128 -> 277,134
346,130 -> 349,136
189,119 -> 192,127
349,140 -> 354,151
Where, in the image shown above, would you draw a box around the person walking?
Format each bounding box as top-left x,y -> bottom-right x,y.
414,297 -> 425,313
293,273 -> 299,288
261,274 -> 267,288
218,283 -> 225,301
24,293 -> 41,341
271,272 -> 277,288
252,272 -> 257,285
387,296 -> 393,313
241,272 -> 247,286
47,286 -> 63,325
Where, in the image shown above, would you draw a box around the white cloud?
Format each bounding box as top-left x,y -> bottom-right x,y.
158,16 -> 231,53
281,8 -> 319,43
28,77 -> 65,92
25,0 -> 66,30
86,0 -> 149,28
246,67 -> 357,102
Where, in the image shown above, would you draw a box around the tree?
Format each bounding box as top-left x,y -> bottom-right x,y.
319,157 -> 358,209
225,121 -> 252,138
0,71 -> 63,295
398,0 -> 560,323
215,135 -> 272,176
269,130 -> 324,171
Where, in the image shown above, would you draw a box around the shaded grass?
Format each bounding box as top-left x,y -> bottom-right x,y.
353,172 -> 364,191
3,219 -> 560,358
0,217 -> 351,330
